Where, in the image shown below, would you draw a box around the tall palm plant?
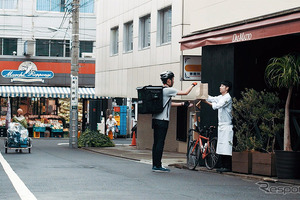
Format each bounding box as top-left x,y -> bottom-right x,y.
265,54 -> 300,151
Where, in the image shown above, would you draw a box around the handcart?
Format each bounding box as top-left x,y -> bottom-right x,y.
4,122 -> 32,154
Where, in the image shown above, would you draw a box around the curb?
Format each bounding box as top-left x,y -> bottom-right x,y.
171,163 -> 300,186
81,147 -> 141,162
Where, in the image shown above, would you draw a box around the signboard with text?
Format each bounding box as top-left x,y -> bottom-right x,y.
1,61 -> 54,82
182,56 -> 201,81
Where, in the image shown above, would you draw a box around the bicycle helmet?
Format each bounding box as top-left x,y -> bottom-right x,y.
160,71 -> 174,83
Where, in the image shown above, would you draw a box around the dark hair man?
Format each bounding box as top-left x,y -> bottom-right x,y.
202,81 -> 233,172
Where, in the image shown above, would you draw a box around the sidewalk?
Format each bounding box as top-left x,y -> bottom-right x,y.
82,141 -> 300,186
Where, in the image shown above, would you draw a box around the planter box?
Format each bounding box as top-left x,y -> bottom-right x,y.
275,150 -> 300,179
252,152 -> 276,177
232,151 -> 252,174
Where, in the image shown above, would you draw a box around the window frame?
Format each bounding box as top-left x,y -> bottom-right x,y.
36,0 -> 94,13
35,39 -> 70,57
0,0 -> 18,10
79,41 -> 94,57
123,21 -> 133,53
157,6 -> 172,45
110,26 -> 119,56
139,14 -> 151,49
0,38 -> 18,55
36,0 -> 65,12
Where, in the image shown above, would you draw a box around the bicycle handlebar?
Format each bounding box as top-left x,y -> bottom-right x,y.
188,125 -> 216,137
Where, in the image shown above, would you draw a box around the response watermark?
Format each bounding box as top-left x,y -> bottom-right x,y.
256,181 -> 300,195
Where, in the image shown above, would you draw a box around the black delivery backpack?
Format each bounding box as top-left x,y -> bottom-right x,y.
137,85 -> 166,114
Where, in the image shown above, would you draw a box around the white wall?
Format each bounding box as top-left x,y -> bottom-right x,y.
95,0 -> 200,99
95,0 -> 300,99
188,0 -> 300,33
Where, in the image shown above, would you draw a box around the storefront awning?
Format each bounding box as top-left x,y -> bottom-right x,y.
180,11 -> 300,50
0,86 -> 100,99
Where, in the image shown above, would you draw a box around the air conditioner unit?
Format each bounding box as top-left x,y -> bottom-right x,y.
82,52 -> 95,58
24,40 -> 35,56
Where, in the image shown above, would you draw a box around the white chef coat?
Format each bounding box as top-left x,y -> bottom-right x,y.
207,93 -> 233,156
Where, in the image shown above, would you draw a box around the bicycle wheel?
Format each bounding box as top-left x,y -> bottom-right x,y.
205,137 -> 219,170
187,141 -> 200,170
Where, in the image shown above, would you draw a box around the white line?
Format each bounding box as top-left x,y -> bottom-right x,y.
57,143 -> 69,146
0,152 -> 37,200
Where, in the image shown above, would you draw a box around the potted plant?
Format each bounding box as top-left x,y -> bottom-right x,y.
232,89 -> 261,174
232,89 -> 283,175
265,53 -> 300,179
250,90 -> 283,177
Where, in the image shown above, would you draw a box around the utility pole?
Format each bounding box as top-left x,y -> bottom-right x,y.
69,0 -> 80,148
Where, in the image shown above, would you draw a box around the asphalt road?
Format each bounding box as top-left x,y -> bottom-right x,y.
0,138 -> 299,200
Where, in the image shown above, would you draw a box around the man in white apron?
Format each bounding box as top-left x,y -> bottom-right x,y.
202,81 -> 233,172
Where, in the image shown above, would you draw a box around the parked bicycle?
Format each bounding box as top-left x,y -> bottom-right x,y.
187,125 -> 219,170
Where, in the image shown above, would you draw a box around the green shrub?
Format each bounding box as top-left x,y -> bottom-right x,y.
78,129 -> 115,148
233,88 -> 283,152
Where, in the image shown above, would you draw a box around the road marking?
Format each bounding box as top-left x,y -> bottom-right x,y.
0,152 -> 37,200
57,143 -> 69,146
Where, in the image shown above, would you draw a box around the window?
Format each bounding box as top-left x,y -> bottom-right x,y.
50,40 -> 64,57
36,0 -> 93,13
79,41 -> 93,57
0,0 -> 18,9
37,0 -> 66,12
124,21 -> 133,52
80,0 -> 94,13
36,39 -> 70,57
158,7 -> 172,45
0,38 -> 17,55
110,27 -> 119,55
139,15 -> 151,49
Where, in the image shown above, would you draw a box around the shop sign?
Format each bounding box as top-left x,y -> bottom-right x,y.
232,32 -> 252,42
182,56 -> 201,81
1,61 -> 54,83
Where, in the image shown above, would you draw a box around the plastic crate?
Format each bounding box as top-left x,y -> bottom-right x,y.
114,107 -> 120,112
119,128 -> 127,135
120,106 -> 127,113
51,129 -> 63,133
33,127 -> 46,132
34,132 -> 40,138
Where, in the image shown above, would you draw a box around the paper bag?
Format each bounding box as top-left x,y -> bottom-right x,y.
195,83 -> 208,99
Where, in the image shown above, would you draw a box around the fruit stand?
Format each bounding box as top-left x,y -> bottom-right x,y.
50,121 -> 63,137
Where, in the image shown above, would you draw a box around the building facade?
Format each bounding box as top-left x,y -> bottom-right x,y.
96,0 -> 200,152
0,0 -> 98,137
96,0 -> 300,153
181,0 -> 300,151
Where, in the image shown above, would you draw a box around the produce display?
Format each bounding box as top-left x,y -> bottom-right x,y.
51,120 -> 63,130
1,99 -> 84,132
58,99 -> 83,123
58,99 -> 70,123
0,116 -> 6,127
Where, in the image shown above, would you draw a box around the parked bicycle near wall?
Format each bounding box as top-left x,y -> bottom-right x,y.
187,125 -> 219,170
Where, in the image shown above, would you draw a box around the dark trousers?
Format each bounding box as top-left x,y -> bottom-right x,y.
152,119 -> 169,168
219,155 -> 232,170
